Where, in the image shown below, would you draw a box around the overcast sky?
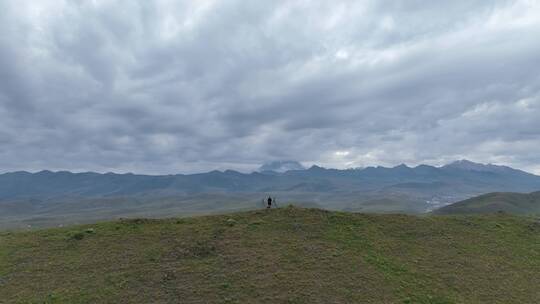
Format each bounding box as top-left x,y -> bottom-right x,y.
1,0 -> 540,174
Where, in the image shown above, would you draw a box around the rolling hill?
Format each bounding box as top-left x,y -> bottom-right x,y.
1,207 -> 539,303
433,191 -> 540,215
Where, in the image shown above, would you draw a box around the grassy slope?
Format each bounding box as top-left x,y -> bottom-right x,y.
434,192 -> 540,215
1,207 -> 539,304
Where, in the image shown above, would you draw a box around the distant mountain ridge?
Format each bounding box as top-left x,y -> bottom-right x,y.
2,160 -> 540,228
1,160 -> 539,200
442,159 -> 531,175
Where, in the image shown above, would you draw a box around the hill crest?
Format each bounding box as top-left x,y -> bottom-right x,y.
434,191 -> 540,215
2,207 -> 539,303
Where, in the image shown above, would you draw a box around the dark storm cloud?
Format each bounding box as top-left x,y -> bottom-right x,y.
1,0 -> 539,174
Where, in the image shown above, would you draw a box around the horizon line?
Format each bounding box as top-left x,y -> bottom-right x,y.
0,159 -> 536,176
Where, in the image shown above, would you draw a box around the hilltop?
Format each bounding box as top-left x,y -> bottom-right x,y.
1,207 -> 539,303
434,191 -> 540,215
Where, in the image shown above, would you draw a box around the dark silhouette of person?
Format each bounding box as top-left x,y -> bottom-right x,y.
267,196 -> 272,209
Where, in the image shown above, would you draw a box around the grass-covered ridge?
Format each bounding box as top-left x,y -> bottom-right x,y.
1,207 -> 539,303
434,191 -> 540,215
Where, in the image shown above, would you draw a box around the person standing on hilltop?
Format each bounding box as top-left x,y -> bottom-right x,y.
267,196 -> 272,209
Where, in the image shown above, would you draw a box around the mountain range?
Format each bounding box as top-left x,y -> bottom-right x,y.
1,160 -> 540,228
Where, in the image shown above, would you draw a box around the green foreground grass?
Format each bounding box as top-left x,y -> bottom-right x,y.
1,207 -> 539,303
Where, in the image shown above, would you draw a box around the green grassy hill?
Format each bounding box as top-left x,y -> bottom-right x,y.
434,191 -> 540,215
1,207 -> 540,303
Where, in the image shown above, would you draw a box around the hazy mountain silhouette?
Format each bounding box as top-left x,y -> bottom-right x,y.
2,160 -> 540,201
258,160 -> 306,173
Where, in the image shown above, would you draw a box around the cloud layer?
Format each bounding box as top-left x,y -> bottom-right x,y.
1,0 -> 540,174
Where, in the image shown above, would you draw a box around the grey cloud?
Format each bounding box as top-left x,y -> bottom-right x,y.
0,0 -> 539,174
